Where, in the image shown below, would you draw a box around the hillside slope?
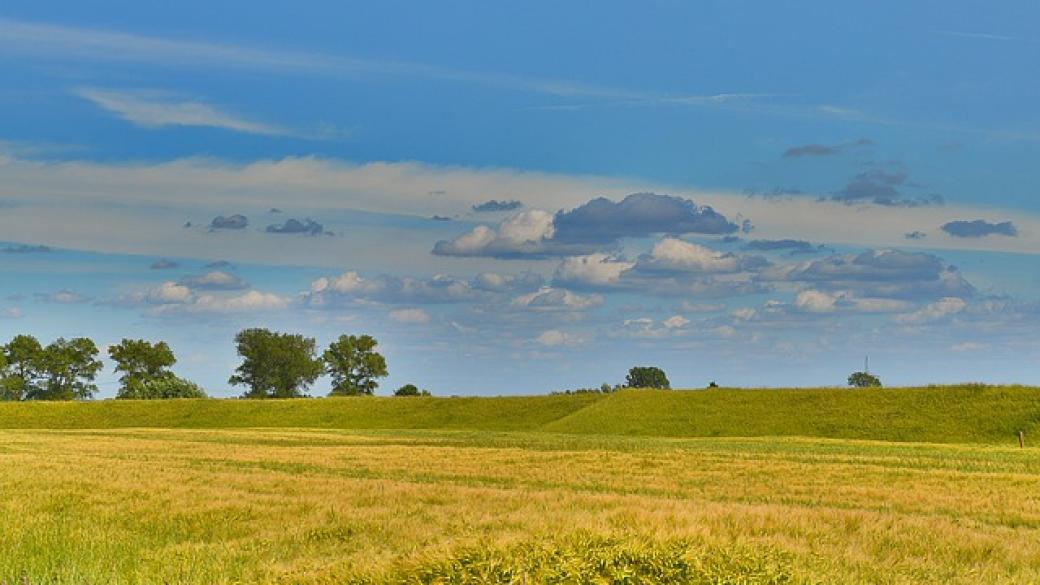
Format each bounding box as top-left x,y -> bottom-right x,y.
545,386 -> 1040,444
1,386 -> 1038,444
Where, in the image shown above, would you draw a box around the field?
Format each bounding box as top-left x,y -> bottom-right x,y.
2,386 -> 1040,584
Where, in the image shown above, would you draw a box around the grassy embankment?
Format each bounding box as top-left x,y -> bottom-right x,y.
1,385 -> 1038,445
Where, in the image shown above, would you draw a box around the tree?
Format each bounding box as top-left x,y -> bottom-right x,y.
32,337 -> 103,400
118,374 -> 207,399
2,334 -> 43,400
394,384 -> 430,397
848,371 -> 882,388
229,329 -> 323,398
324,334 -> 388,396
625,366 -> 670,389
108,339 -> 177,396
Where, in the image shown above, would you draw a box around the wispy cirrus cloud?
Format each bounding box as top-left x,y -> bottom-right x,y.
75,88 -> 291,136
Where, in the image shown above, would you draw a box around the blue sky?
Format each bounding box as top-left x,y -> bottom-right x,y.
1,2 -> 1039,396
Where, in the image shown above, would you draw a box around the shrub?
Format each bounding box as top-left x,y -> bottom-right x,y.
394,384 -> 430,397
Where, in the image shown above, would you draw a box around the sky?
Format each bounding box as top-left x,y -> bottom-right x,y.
2,1 -> 1039,397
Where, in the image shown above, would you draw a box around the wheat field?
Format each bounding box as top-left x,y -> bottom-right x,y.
2,427 -> 1038,584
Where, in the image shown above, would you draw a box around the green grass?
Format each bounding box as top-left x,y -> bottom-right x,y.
2,385 -> 1038,445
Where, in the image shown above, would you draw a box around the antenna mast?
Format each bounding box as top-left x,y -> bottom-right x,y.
864,355 -> 869,373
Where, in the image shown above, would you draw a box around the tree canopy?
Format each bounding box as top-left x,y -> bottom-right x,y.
324,334 -> 388,396
229,328 -> 324,398
32,337 -> 104,400
626,366 -> 670,389
848,371 -> 882,388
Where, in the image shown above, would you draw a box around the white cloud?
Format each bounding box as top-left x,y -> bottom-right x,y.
433,209 -> 556,257
638,238 -> 746,273
177,290 -> 290,313
147,281 -> 192,304
180,270 -> 247,290
75,88 -> 290,136
536,329 -> 581,347
951,341 -> 986,352
554,253 -> 634,287
663,315 -> 690,329
36,289 -> 89,304
511,287 -> 603,311
794,290 -> 837,313
389,308 -> 430,324
894,297 -> 968,324
1,307 -> 23,319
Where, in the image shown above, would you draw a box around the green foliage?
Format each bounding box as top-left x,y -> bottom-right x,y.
848,371 -> 882,388
552,383 -> 619,395
708,381 -> 719,388
117,374 -> 207,400
30,337 -> 103,400
109,339 -> 177,396
394,384 -> 430,397
324,334 -> 388,396
371,533 -> 794,585
626,366 -> 670,389
229,329 -> 324,398
2,334 -> 43,400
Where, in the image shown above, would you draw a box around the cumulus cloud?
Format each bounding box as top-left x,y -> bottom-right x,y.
35,289 -> 89,304
511,287 -> 603,311
761,249 -> 974,301
434,193 -> 739,258
635,238 -> 767,274
535,329 -> 582,347
389,308 -> 431,324
472,199 -> 523,212
791,289 -> 911,314
172,290 -> 290,314
150,259 -> 179,270
210,214 -> 249,230
554,254 -> 635,287
266,218 -> 327,235
432,209 -> 562,258
306,270 -> 539,306
179,270 -> 248,290
1,307 -> 23,319
146,281 -> 193,304
904,231 -> 927,240
941,219 -> 1018,238
894,297 -> 967,324
551,192 -> 738,244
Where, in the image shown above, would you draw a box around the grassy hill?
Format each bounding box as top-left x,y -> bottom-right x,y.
1,385 -> 1038,445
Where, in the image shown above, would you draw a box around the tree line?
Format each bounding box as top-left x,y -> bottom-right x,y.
0,329 -> 403,401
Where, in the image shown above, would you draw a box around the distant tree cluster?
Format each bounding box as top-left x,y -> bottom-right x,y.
0,335 -> 204,401
1,328 -> 397,401
229,329 -> 391,398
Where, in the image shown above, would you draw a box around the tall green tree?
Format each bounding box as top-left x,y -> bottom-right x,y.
324,334 -> 388,396
109,338 -> 176,388
32,337 -> 103,400
847,371 -> 882,388
229,328 -> 323,398
625,366 -> 670,389
2,334 -> 43,400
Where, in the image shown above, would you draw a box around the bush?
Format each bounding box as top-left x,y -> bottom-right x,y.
626,367 -> 670,389
117,374 -> 207,399
394,384 -> 430,397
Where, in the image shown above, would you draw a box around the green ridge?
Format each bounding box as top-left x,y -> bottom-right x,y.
1,385 -> 1038,445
